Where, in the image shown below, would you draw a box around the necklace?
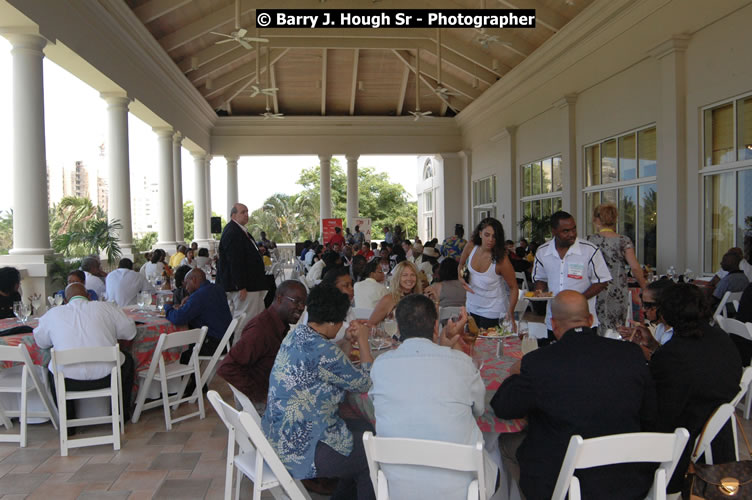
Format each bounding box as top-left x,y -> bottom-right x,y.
599,228 -> 615,233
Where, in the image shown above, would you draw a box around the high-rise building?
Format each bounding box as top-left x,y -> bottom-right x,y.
62,161 -> 89,199
132,175 -> 159,236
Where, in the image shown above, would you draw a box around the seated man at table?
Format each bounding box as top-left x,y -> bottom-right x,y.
56,270 -> 99,302
164,268 -> 232,364
217,280 -> 306,413
105,258 -> 154,307
33,283 -> 136,422
710,251 -> 749,312
491,290 -> 656,500
81,255 -> 107,299
369,295 -> 498,499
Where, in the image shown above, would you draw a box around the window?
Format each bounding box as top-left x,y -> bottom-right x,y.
423,159 -> 434,180
424,191 -> 433,212
472,176 -> 497,225
702,93 -> 752,272
583,125 -> 657,267
521,155 -> 563,240
426,216 -> 434,240
422,189 -> 434,242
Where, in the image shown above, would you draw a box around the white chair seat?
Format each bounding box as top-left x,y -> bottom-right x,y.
139,361 -> 194,380
234,452 -> 280,489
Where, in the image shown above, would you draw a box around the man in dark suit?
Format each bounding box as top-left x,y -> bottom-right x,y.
217,203 -> 268,326
491,290 -> 657,500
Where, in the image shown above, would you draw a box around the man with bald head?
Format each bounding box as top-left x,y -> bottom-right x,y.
217,202 -> 269,327
34,282 -> 137,422
165,268 -> 232,368
490,291 -> 656,500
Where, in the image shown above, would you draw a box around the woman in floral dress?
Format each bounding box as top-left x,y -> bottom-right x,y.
588,204 -> 647,335
262,283 -> 376,500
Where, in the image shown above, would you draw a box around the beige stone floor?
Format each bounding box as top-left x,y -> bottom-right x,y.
0,381 -> 329,500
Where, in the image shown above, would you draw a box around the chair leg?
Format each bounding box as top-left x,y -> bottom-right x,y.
746,386 -> 752,420
224,433 -> 235,500
194,356 -> 206,420
20,382 -> 28,448
57,374 -> 69,457
160,373 -> 172,431
131,378 -> 149,424
234,468 -> 242,500
0,399 -> 13,430
110,371 -> 121,451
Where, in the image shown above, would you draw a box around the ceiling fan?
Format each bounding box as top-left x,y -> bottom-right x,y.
249,44 -> 277,97
409,48 -> 432,121
259,44 -> 283,119
210,0 -> 268,50
430,29 -> 457,99
475,30 -> 513,49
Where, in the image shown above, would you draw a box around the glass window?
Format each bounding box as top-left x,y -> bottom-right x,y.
426,216 -> 433,240
638,128 -> 657,177
739,97 -> 752,162
638,185 -> 657,268
601,139 -> 617,184
473,176 -> 497,226
520,155 -> 563,241
423,160 -> 434,179
586,145 -> 600,187
424,191 -> 433,212
738,169 -> 752,255
542,158 -> 552,193
619,133 -> 637,181
531,161 -> 541,196
618,186 -> 637,247
704,103 -> 735,166
523,165 -> 531,197
704,172 -> 736,272
552,156 -> 562,192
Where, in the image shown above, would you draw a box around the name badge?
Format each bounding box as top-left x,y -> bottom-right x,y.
567,263 -> 585,280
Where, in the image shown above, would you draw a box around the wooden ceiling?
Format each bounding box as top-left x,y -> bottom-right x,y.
124,0 -> 594,118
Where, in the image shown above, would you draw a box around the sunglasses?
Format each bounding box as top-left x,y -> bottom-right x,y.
642,301 -> 658,309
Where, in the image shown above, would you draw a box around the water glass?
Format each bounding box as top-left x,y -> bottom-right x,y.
137,292 -> 147,311
19,303 -> 31,324
518,320 -> 529,340
13,301 -> 22,323
30,294 -> 42,316
54,294 -> 63,307
156,295 -> 166,315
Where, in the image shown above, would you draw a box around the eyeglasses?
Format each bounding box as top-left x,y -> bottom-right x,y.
642,301 -> 658,309
282,295 -> 305,307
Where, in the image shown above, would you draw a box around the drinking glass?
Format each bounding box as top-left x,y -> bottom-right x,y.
684,269 -> 695,282
19,303 -> 31,324
13,301 -> 22,323
137,292 -> 146,311
383,319 -> 398,340
30,294 -> 42,316
54,294 -> 63,307
518,320 -> 529,340
156,295 -> 166,315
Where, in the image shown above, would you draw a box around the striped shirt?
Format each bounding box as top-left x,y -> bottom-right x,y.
532,238 -> 612,329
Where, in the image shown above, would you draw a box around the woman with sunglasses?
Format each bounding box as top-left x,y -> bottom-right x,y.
618,278 -> 674,358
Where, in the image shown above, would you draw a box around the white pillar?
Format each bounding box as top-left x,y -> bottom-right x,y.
6,33 -> 52,256
205,156 -> 213,238
346,154 -> 359,230
101,93 -> 134,259
192,152 -> 210,244
226,156 -> 239,221
154,127 -> 177,249
555,95 -> 578,214
173,132 -> 185,244
319,154 -> 332,237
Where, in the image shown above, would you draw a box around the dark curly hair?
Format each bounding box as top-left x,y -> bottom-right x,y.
645,278 -> 673,318
660,283 -> 709,338
362,259 -> 383,280
0,267 -> 21,295
306,283 -> 351,324
471,217 -> 507,263
437,258 -> 459,282
321,266 -> 351,287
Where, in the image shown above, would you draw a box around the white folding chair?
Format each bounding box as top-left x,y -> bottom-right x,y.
552,428 -> 689,500
691,403 -> 739,464
527,321 -> 549,340
717,318 -> 752,418
362,431 -> 487,500
353,307 -> 374,321
514,289 -> 530,315
712,291 -> 744,324
515,271 -> 528,291
0,344 -> 59,447
228,383 -> 260,421
51,345 -> 123,456
207,390 -> 312,500
197,315 -> 244,392
131,327 -> 207,430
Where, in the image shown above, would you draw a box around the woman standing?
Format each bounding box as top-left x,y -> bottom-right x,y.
458,218 -> 519,329
587,204 -> 647,334
368,261 -> 422,325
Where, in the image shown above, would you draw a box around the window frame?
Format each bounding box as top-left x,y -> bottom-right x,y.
472,175 -> 497,226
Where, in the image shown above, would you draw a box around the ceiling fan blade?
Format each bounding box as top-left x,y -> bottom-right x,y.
243,37 -> 269,43
238,39 -> 253,50
210,32 -> 233,39
215,38 -> 235,45
236,28 -> 247,38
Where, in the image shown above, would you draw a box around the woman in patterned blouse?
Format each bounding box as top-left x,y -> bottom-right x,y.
262,283 -> 376,500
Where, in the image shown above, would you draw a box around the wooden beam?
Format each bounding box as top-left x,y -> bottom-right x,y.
270,53 -> 280,114
472,27 -> 536,58
349,49 -> 359,116
189,46 -> 249,84
202,48 -> 287,99
497,0 -> 569,32
133,0 -> 192,23
392,49 -> 480,101
158,0 -> 255,52
321,49 -> 327,116
178,43 -> 236,73
396,64 -> 410,116
393,50 -> 466,113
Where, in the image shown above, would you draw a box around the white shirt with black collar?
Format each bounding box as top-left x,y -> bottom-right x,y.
532,237 -> 612,329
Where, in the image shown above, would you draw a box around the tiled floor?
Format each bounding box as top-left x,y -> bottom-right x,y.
0,381 -> 328,500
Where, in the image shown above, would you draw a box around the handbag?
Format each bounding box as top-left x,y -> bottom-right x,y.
685,414 -> 752,499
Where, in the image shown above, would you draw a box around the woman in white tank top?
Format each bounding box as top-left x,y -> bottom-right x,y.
458,218 -> 519,330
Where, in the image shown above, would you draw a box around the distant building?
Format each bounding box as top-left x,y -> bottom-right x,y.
63,161 -> 90,199
132,175 -> 159,236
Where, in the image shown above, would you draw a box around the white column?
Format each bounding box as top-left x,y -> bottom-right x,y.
101,93 -> 134,259
650,35 -> 690,272
226,156 -> 239,221
555,95 -> 578,214
346,154 -> 359,230
173,132 -> 185,244
319,154 -> 332,237
6,33 -> 52,256
205,156 -> 213,238
154,127 -> 177,248
192,152 -> 210,244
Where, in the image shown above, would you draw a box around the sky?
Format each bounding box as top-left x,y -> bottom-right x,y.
0,37 -> 418,222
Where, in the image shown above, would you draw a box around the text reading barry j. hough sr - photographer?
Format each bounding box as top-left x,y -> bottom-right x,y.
255,9 -> 536,29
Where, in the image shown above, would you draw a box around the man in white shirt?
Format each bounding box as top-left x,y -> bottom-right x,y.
369,295 -> 497,499
354,260 -> 387,309
33,283 -> 137,422
105,258 -> 154,307
81,255 -> 107,299
532,211 -> 611,344
710,247 -> 752,286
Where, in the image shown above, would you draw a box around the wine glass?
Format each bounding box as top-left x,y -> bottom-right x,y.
19,303 -> 31,324
156,295 -> 166,315
142,291 -> 153,312
54,294 -> 63,307
30,294 -> 42,316
13,301 -> 22,323
383,319 -> 399,341
137,292 -> 146,311
684,268 -> 695,282
518,320 -> 529,340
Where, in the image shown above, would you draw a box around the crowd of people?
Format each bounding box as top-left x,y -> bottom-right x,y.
3,199 -> 752,499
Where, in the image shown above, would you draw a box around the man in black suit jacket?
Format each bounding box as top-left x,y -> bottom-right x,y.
491,290 -> 657,500
217,203 -> 268,326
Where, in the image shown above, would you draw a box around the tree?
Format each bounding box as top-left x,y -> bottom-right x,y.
0,210 -> 13,255
49,197 -> 122,264
183,201 -> 194,242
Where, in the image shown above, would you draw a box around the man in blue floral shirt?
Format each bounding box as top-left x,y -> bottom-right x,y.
262,283 -> 375,500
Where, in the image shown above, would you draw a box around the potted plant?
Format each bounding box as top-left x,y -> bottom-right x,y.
518,214 -> 552,246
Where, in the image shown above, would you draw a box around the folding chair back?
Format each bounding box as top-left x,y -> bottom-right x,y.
692,403 -> 738,464
552,428 -> 689,500
515,271 -> 528,291
131,326 -> 207,430
207,391 -> 311,500
353,307 -> 374,320
51,345 -> 122,456
362,431 -> 486,500
197,315 -> 242,391
514,289 -> 530,315
713,291 -> 744,324
0,344 -> 58,447
228,383 -> 262,424
731,365 -> 752,408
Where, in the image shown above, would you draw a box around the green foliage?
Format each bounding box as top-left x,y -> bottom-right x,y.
134,232 -> 158,253
183,201 -> 194,242
0,210 -> 13,255
48,257 -> 82,290
248,192 -> 318,243
49,197 -> 122,264
518,214 -> 552,246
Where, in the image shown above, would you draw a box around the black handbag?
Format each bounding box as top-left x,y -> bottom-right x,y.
685,414 -> 752,499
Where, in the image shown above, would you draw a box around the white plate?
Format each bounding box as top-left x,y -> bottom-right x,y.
525,296 -> 554,301
477,334 -> 515,339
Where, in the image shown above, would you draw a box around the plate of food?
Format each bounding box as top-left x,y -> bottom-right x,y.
524,291 -> 554,301
477,327 -> 517,339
